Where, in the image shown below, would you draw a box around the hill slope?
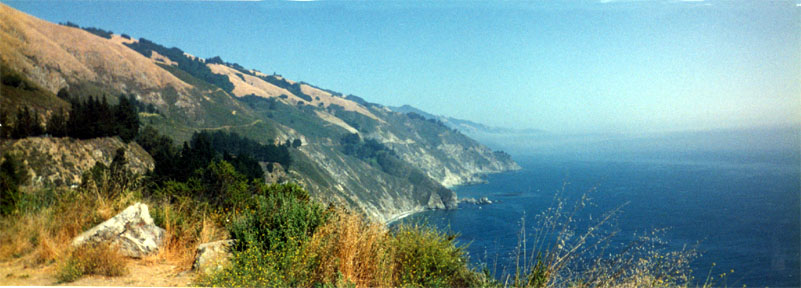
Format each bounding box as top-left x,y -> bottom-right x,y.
0,3 -> 519,222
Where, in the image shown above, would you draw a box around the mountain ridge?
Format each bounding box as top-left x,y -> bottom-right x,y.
0,3 -> 519,222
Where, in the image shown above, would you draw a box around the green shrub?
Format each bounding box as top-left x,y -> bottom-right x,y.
200,183 -> 329,287
390,224 -> 483,287
230,183 -> 327,252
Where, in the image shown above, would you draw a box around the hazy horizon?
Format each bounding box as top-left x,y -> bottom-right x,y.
5,0 -> 799,134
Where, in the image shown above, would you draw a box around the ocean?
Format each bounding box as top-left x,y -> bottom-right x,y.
400,151 -> 800,287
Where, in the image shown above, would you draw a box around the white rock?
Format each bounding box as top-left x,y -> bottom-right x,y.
71,202 -> 165,258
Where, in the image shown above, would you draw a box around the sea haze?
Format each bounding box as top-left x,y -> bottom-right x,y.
400,127 -> 801,287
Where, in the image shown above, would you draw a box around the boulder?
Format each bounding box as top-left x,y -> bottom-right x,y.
193,240 -> 236,274
71,202 -> 165,258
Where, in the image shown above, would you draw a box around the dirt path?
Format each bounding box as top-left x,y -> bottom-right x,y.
199,119 -> 263,131
0,257 -> 195,286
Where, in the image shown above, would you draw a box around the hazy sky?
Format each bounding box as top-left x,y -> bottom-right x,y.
5,0 -> 800,134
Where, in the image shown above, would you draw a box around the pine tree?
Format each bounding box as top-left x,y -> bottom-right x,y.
0,153 -> 27,216
115,96 -> 139,143
0,113 -> 10,139
98,96 -> 114,137
46,109 -> 68,137
11,107 -> 43,138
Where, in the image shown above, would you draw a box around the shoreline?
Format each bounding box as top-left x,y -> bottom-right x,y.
384,166 -> 521,226
384,208 -> 424,226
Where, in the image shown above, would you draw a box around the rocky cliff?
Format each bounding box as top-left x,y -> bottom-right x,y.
0,137 -> 154,187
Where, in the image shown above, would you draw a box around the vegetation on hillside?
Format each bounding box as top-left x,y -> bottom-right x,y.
59,21 -> 113,39
1,94 -> 140,142
124,38 -> 235,93
135,127 -> 292,184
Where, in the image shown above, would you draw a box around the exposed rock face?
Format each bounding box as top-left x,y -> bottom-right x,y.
0,137 -> 154,187
459,197 -> 493,205
72,203 -> 165,258
367,108 -> 521,188
193,240 -> 235,274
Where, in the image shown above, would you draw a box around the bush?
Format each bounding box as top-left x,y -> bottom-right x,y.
196,160 -> 250,209
57,243 -> 127,283
200,183 -> 329,287
391,224 -> 482,287
230,183 -> 327,252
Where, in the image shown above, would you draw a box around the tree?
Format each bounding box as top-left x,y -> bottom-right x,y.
11,107 -> 43,138
98,96 -> 114,137
108,147 -> 133,196
57,87 -> 70,100
46,109 -> 68,137
136,126 -> 179,182
197,160 -> 249,208
0,113 -> 10,139
0,153 -> 28,216
115,95 -> 139,143
292,138 -> 302,148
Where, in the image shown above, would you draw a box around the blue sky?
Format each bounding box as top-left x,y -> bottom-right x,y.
5,0 -> 799,134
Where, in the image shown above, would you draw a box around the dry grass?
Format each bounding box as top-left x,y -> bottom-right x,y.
0,189 -> 103,266
0,168 -> 141,271
305,208 -> 393,287
56,242 -> 128,283
150,198 -> 227,270
0,2 -> 192,94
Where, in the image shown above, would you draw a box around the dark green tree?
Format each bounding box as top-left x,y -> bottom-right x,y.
136,126 -> 179,182
197,160 -> 249,208
46,109 -> 68,137
0,153 -> 28,216
11,107 -> 44,138
115,95 -> 139,143
98,96 -> 114,137
0,113 -> 10,139
56,87 -> 70,100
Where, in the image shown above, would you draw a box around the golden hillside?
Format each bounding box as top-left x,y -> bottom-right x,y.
206,63 -> 380,121
0,3 -> 191,100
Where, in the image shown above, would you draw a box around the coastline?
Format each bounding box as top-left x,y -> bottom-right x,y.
384,208 -> 424,226
383,164 -> 521,226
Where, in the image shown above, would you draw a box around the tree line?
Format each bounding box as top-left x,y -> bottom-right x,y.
124,38 -> 235,93
0,94 -> 139,143
59,21 -> 113,39
137,127 -> 295,184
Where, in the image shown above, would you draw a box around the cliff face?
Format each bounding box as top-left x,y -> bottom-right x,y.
367,107 -> 521,187
0,137 -> 154,187
0,3 -> 518,223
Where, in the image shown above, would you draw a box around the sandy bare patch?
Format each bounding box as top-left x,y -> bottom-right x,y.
315,110 -> 359,134
0,257 -> 194,287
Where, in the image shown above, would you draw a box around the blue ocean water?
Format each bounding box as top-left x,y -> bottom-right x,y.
401,152 -> 800,287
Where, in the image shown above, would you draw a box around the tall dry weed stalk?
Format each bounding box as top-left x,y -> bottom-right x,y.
306,208 -> 393,287
503,182 -> 699,287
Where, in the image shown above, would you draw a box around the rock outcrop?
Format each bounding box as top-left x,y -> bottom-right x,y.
459,197 -> 493,205
193,240 -> 235,274
0,137 -> 154,187
72,203 -> 165,258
